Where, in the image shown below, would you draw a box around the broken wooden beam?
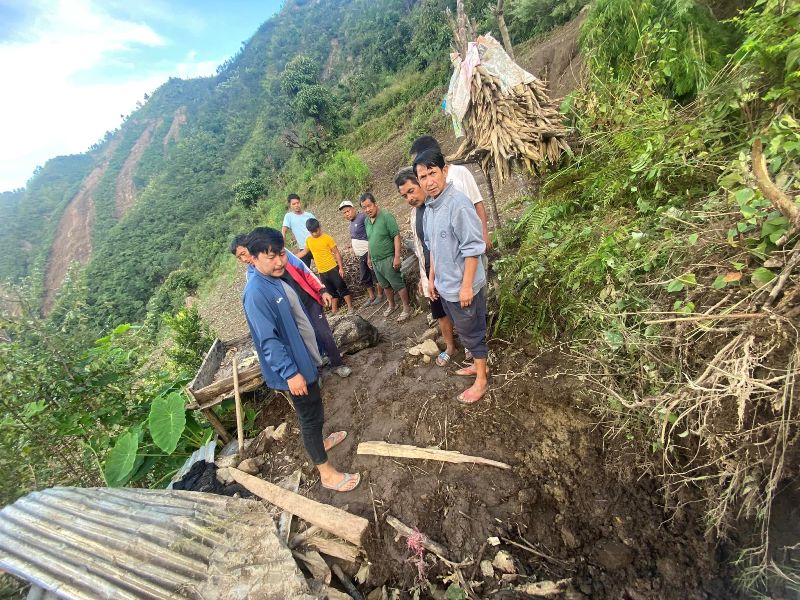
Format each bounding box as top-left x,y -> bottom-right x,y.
191,362 -> 263,403
230,469 -> 369,546
385,515 -> 451,561
357,441 -> 511,470
290,525 -> 321,549
292,549 -> 331,584
278,469 -> 302,543
305,535 -> 360,563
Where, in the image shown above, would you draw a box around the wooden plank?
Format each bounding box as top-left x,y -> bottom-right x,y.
233,356 -> 245,453
292,549 -> 331,584
191,363 -> 263,403
278,469 -> 302,543
201,408 -> 231,443
188,338 -> 224,391
230,469 -> 370,547
357,441 -> 511,470
289,525 -> 321,549
305,535 -> 360,563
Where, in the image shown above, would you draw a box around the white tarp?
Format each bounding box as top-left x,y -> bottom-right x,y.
445,34 -> 540,136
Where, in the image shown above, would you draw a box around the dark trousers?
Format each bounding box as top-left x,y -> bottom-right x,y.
320,268 -> 350,300
288,381 -> 327,465
441,287 -> 488,359
306,301 -> 343,367
300,252 -> 313,268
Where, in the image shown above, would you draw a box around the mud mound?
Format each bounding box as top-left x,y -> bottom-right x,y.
42,138 -> 121,313
114,119 -> 161,218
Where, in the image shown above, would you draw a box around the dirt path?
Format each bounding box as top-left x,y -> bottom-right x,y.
247,301 -> 739,598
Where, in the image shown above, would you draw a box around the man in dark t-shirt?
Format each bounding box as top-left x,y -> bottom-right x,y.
339,200 -> 382,306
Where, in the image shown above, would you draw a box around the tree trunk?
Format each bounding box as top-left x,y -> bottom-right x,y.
493,0 -> 515,59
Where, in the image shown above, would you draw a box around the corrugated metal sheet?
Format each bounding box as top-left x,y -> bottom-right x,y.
0,487 -> 317,600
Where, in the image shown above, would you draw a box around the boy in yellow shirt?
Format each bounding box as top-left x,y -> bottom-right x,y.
298,218 -> 354,313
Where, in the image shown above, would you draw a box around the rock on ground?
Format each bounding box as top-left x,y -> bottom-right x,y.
329,314 -> 379,355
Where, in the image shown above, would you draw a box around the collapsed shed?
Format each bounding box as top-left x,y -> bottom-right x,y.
0,487 -> 315,599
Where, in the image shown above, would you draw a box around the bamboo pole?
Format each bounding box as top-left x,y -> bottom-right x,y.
357,441 -> 511,469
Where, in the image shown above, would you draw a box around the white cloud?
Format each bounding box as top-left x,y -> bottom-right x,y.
0,0 -> 199,191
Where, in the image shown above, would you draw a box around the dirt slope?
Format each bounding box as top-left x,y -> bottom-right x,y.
42,137 -> 121,313
114,119 -> 161,218
163,106 -> 187,148
237,303 -> 738,598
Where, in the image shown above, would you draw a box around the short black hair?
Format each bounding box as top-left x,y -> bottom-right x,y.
246,227 -> 285,256
409,135 -> 441,157
305,218 -> 321,232
359,192 -> 376,205
287,193 -> 300,202
229,233 -> 249,255
394,167 -> 418,189
413,148 -> 446,175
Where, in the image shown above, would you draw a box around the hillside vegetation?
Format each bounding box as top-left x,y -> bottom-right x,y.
0,0 -> 798,596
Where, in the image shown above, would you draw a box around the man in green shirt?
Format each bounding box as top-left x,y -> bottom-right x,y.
360,192 -> 412,321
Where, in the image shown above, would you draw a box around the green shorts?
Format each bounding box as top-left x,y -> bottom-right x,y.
372,255 -> 405,291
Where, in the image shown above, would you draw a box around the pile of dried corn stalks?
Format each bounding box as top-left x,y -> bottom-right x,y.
452,67 -> 571,183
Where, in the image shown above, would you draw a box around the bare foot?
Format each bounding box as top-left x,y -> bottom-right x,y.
457,381 -> 488,404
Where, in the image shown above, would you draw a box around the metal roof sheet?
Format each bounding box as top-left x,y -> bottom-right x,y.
0,487 -> 317,600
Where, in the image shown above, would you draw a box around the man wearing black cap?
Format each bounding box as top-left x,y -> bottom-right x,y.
338,200 -> 382,307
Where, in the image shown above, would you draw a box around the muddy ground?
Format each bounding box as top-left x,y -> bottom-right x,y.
225,295 -> 740,599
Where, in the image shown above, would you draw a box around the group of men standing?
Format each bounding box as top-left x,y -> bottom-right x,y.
230,135 -> 491,493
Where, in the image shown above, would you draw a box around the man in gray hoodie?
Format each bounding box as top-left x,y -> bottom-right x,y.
413,148 -> 488,404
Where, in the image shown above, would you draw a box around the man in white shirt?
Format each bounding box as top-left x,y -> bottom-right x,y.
281,193 -> 315,267
409,136 -> 492,251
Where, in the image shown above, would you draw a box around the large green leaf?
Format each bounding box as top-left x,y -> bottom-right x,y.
149,392 -> 186,454
105,431 -> 139,486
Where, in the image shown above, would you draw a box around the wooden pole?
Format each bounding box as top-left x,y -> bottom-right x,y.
232,357 -> 245,453
357,441 -> 511,469
386,515 -> 451,561
201,408 -> 231,443
230,469 -> 370,546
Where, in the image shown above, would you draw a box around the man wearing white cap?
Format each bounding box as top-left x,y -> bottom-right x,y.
338,200 -> 383,306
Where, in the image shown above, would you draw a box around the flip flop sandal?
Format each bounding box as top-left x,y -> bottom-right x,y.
396,310 -> 411,322
457,387 -> 486,405
323,430 -> 348,452
436,351 -> 451,367
322,472 -> 361,492
456,365 -> 477,376
465,349 -> 473,360
383,304 -> 397,317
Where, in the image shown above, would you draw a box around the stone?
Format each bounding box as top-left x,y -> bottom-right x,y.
216,466 -> 235,485
492,550 -> 516,574
329,314 -> 379,355
215,454 -> 239,469
561,525 -> 580,549
480,560 -> 495,578
593,539 -> 634,571
237,456 -> 265,475
272,422 -> 288,441
418,339 -> 440,357
422,354 -> 431,364
408,346 -> 422,357
420,327 -> 439,342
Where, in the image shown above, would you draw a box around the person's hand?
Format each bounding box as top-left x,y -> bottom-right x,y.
393,255 -> 401,271
367,257 -> 372,269
339,267 -> 345,278
287,372 -> 308,396
459,284 -> 474,308
321,292 -> 333,308
484,233 -> 494,251
428,279 -> 438,300
417,281 -> 424,296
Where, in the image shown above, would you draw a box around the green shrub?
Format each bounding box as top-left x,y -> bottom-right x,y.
312,150 -> 370,200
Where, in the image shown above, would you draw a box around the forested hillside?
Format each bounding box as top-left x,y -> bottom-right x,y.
1,0 -> 798,596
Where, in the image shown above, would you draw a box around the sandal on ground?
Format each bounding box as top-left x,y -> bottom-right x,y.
323,430 -> 347,452
457,386 -> 486,405
456,364 -> 477,376
396,310 -> 411,323
383,304 -> 397,317
436,351 -> 451,367
322,472 -> 361,492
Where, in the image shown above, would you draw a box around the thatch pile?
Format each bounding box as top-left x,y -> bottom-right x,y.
451,63 -> 571,183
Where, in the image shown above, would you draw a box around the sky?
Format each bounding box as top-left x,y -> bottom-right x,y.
0,0 -> 283,192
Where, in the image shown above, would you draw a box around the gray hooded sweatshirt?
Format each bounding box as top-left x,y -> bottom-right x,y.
423,182 -> 486,302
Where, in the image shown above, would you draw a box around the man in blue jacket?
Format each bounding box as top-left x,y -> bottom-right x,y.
414,149 -> 488,404
243,227 -> 360,492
